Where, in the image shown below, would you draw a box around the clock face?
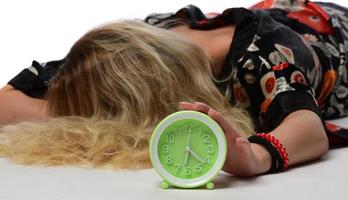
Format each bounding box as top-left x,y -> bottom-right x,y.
157,119 -> 218,179
150,111 -> 227,188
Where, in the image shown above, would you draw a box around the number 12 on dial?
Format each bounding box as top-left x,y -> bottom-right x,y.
150,111 -> 227,189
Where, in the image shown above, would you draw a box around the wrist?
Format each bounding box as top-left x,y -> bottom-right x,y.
250,143 -> 272,174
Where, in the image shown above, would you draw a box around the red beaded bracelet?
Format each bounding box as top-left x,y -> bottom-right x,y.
256,133 -> 289,170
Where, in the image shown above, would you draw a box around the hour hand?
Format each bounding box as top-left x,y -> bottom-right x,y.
189,149 -> 204,163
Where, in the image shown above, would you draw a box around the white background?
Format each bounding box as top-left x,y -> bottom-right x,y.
0,0 -> 255,86
0,0 -> 347,87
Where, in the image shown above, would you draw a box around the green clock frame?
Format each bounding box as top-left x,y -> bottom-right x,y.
150,110 -> 227,189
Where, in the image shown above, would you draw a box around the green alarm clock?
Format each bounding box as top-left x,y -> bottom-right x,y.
150,110 -> 227,189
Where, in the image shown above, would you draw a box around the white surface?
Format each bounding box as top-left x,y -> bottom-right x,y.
1,1 -> 348,200
1,147 -> 348,200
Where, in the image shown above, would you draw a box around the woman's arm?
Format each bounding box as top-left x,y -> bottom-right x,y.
180,102 -> 329,177
245,109 -> 328,176
0,85 -> 48,125
269,109 -> 328,166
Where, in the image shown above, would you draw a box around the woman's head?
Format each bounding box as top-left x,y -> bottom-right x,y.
0,20 -> 254,169
47,20 -> 232,126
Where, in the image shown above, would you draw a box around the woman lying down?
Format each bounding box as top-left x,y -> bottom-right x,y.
1,0 -> 348,177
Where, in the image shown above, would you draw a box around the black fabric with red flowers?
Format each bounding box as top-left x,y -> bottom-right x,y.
146,5 -> 321,130
145,1 -> 348,145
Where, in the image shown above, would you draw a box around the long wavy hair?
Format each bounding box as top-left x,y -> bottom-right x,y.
0,20 -> 254,169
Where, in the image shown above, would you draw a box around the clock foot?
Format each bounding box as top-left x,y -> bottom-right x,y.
160,181 -> 169,189
206,182 -> 214,190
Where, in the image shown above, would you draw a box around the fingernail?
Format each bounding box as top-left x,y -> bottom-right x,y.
179,102 -> 189,109
209,108 -> 218,114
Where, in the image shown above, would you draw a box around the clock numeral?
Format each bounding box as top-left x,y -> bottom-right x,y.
162,144 -> 169,154
167,133 -> 175,144
174,163 -> 181,174
198,127 -> 203,136
205,156 -> 210,164
166,155 -> 173,165
194,163 -> 202,173
207,144 -> 215,154
203,134 -> 210,144
175,128 -> 182,136
187,126 -> 192,134
184,167 -> 192,176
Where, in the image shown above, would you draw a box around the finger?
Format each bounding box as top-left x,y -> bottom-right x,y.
192,102 -> 211,114
207,108 -> 239,141
223,137 -> 253,175
179,101 -> 194,110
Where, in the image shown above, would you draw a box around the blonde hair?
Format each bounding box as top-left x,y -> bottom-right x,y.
0,20 -> 254,169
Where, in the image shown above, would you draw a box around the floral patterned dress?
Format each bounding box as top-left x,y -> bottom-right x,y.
145,0 -> 348,145
8,0 -> 348,145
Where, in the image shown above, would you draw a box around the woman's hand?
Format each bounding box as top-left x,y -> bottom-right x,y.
0,85 -> 48,125
179,101 -> 272,177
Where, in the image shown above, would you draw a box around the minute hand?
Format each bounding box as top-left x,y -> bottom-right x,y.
189,149 -> 205,163
183,127 -> 192,166
187,127 -> 192,147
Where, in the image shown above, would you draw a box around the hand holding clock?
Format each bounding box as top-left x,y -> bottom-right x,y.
179,101 -> 272,177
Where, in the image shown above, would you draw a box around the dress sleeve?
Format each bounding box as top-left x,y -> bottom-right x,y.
232,10 -> 324,132
144,12 -> 176,28
260,62 -> 321,131
222,46 -> 321,132
234,52 -> 322,132
7,59 -> 64,99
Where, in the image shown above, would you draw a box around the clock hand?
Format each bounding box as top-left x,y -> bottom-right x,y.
183,126 -> 192,166
189,149 -> 205,163
183,149 -> 189,166
186,126 -> 192,147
